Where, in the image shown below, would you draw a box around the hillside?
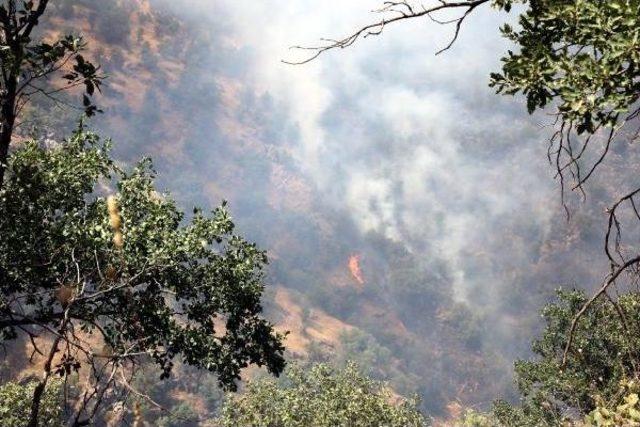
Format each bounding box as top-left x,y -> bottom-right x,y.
7,0 -> 635,423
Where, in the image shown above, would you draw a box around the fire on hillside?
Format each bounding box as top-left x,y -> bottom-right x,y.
348,254 -> 365,286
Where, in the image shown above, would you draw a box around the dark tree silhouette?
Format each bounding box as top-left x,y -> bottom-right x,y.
0,0 -> 103,188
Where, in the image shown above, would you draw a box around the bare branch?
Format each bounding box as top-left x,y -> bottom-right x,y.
571,119 -> 618,191
283,0 -> 491,65
562,254 -> 640,367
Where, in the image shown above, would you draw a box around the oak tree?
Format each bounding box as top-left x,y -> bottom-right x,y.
0,126 -> 285,426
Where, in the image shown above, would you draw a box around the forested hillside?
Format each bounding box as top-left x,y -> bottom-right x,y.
2,0 -> 639,425
13,1 -> 519,417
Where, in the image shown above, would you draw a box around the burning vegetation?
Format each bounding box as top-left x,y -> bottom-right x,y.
348,254 -> 365,286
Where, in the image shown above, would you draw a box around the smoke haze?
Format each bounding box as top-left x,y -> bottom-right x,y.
40,0 -> 626,416
147,0 -> 563,303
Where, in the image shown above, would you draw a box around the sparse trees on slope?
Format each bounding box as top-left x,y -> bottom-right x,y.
0,125 -> 285,426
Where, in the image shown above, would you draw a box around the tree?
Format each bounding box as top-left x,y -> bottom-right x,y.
0,125 -> 285,426
0,0 -> 103,188
289,0 -> 640,376
492,289 -> 640,426
448,289 -> 640,425
486,0 -> 640,367
218,362 -> 427,427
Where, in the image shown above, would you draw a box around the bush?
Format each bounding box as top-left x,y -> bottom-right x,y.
0,380 -> 63,427
219,362 -> 427,427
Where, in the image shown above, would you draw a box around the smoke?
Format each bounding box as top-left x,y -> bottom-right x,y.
153,0 -> 562,301
67,0 -> 618,413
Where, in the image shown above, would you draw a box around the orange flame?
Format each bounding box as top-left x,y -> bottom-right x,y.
348,254 -> 365,285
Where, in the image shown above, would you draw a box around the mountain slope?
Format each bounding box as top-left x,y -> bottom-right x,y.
11,0 -> 629,422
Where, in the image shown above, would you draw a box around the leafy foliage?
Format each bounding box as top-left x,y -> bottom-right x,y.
586,389 -> 640,426
0,0 -> 105,189
493,289 -> 640,426
0,380 -> 63,426
459,409 -> 499,427
219,362 -> 427,427
0,125 -> 285,422
156,401 -> 200,427
491,0 -> 640,133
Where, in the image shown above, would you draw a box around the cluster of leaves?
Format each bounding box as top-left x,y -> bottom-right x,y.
0,380 -> 63,426
219,362 -> 427,427
459,409 -> 499,427
492,289 -> 640,426
491,0 -> 526,13
28,35 -> 103,114
0,125 -> 285,390
156,401 -> 200,427
587,389 -> 640,426
491,0 -> 640,133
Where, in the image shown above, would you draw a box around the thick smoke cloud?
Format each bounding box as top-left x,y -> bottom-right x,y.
69,0 -> 618,413
153,0 -> 564,303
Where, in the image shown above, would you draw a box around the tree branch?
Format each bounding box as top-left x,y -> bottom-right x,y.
21,0 -> 50,39
562,255 -> 640,367
283,0 -> 491,64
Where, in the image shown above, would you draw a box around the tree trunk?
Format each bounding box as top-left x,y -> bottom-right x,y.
0,120 -> 12,189
0,81 -> 17,189
28,335 -> 62,427
28,382 -> 47,427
